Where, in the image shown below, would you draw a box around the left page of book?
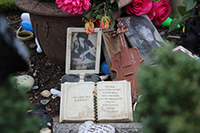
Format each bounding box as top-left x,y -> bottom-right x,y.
60,82 -> 95,123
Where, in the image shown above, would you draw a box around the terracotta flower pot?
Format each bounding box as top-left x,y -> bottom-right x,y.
14,0 -> 84,67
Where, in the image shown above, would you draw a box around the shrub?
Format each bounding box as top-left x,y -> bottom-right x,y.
0,75 -> 42,133
137,44 -> 200,133
0,0 -> 18,11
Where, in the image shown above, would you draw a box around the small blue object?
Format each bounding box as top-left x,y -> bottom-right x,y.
101,61 -> 110,75
20,20 -> 33,32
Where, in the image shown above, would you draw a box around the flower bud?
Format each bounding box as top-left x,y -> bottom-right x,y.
100,16 -> 111,30
85,21 -> 94,34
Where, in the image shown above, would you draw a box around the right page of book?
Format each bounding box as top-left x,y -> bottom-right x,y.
97,80 -> 133,122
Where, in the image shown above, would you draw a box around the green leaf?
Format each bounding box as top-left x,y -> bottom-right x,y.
178,6 -> 188,16
182,14 -> 191,21
111,1 -> 119,12
93,10 -> 104,18
94,2 -> 104,10
96,14 -> 104,20
108,9 -> 115,28
183,0 -> 190,3
169,16 -> 183,32
83,10 -> 91,19
185,0 -> 197,11
108,9 -> 113,16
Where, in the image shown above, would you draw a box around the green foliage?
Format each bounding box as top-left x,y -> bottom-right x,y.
83,0 -> 118,28
0,75 -> 42,133
136,43 -> 200,133
183,0 -> 197,11
0,0 -> 18,11
169,0 -> 200,31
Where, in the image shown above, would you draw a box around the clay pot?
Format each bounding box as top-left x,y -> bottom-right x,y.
14,0 -> 84,67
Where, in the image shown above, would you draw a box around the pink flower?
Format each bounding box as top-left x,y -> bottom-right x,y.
85,21 -> 94,34
147,1 -> 156,21
100,16 -> 111,30
55,0 -> 91,15
154,0 -> 171,25
125,0 -> 153,16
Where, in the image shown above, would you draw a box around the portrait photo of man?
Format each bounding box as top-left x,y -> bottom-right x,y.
70,32 -> 97,70
117,15 -> 165,64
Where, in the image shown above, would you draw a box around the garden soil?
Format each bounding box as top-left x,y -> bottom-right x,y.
1,9 -> 183,118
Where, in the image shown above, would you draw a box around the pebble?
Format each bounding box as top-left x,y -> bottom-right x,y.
15,75 -> 34,92
40,127 -> 51,133
29,43 -> 36,48
32,86 -> 38,90
46,107 -> 52,112
40,90 -> 51,97
40,99 -> 50,105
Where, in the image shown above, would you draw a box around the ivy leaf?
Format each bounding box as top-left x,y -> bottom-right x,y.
111,1 -> 119,12
184,0 -> 197,11
169,16 -> 183,32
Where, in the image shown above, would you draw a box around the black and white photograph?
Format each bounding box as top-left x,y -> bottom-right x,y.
117,15 -> 165,64
66,28 -> 102,74
71,32 -> 96,70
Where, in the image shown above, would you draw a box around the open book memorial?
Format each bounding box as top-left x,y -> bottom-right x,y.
60,79 -> 133,123
60,27 -> 133,123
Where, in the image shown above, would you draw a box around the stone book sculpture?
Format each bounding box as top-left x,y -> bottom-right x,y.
59,80 -> 133,123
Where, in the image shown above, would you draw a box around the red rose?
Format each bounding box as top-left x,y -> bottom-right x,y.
154,0 -> 171,25
147,2 -> 156,21
125,0 -> 153,16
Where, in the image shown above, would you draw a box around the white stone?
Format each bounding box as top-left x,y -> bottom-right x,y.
15,75 -> 34,92
78,121 -> 115,133
50,88 -> 61,99
39,127 -> 51,133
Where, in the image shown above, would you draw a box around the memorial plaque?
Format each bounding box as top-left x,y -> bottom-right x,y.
60,82 -> 95,123
97,81 -> 133,123
60,80 -> 133,123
